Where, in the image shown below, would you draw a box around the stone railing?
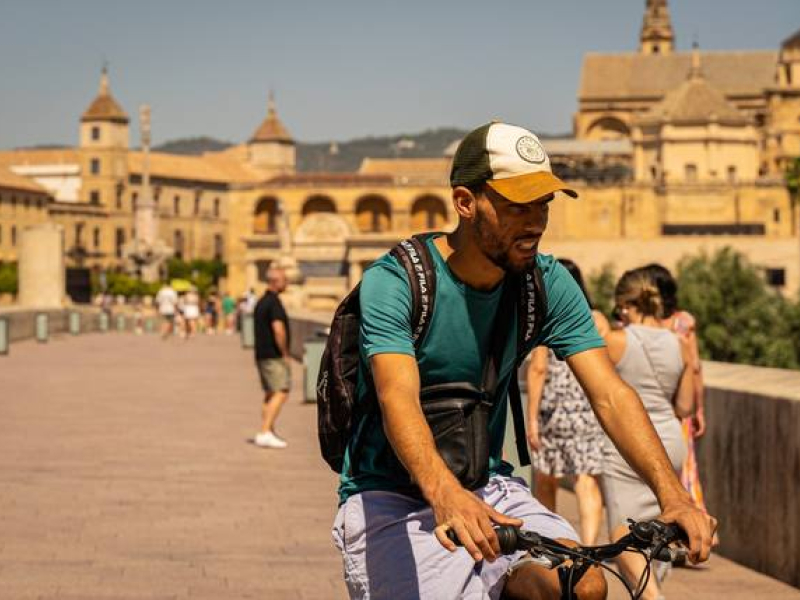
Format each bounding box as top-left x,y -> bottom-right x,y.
0,306 -> 105,343
697,361 -> 800,589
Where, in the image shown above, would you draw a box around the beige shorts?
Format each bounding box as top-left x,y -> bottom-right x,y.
257,358 -> 290,393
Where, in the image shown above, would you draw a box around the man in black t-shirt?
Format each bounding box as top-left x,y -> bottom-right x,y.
253,267 -> 291,449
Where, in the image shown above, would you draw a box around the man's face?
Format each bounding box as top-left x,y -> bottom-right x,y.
472,186 -> 552,273
268,272 -> 288,293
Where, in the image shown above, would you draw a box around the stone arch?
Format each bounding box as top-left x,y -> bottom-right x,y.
254,196 -> 279,234
585,116 -> 630,141
355,194 -> 392,233
302,194 -> 337,216
411,194 -> 448,231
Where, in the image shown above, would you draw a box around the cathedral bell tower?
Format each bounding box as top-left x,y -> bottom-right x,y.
640,0 -> 675,55
79,65 -> 129,208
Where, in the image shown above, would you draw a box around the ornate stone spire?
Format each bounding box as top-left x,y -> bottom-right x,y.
640,0 -> 675,55
689,39 -> 702,80
81,64 -> 129,124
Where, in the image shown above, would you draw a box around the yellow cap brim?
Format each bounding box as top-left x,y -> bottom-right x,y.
486,171 -> 578,203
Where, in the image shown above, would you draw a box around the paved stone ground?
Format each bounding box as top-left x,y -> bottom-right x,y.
1,333 -> 797,600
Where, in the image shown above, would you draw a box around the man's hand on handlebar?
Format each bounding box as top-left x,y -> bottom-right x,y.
658,495 -> 717,564
430,481 -> 523,563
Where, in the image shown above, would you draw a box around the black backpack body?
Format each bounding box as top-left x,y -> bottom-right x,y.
316,234 -> 547,475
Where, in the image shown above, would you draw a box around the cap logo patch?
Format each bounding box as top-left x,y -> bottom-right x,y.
516,136 -> 546,164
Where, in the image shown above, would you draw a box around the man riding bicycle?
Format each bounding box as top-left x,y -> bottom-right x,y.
331,122 -> 716,600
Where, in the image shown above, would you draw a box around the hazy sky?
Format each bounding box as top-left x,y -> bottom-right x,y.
1,0 -> 798,148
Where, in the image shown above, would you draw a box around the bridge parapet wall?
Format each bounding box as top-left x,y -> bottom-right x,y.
699,361 -> 800,589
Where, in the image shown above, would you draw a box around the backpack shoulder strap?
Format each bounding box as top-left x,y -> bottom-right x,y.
514,262 -> 548,359
507,261 -> 548,468
389,234 -> 437,348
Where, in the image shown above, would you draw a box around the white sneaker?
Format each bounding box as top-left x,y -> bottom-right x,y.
254,431 -> 288,449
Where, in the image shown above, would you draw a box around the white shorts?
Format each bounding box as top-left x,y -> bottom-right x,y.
332,475 -> 578,600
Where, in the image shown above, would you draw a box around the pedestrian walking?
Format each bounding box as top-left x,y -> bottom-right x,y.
603,268 -> 696,600
253,268 -> 291,449
183,288 -> 201,338
643,263 -> 716,552
526,259 -> 607,545
221,292 -> 236,335
204,291 -> 220,334
155,282 -> 178,339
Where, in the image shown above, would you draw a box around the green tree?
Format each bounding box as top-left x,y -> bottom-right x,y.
677,247 -> 799,369
0,262 -> 18,295
166,258 -> 226,295
587,263 -> 616,319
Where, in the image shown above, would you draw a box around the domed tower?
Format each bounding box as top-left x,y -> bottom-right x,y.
640,0 -> 674,55
633,47 -> 758,183
247,93 -> 296,176
79,65 -> 129,207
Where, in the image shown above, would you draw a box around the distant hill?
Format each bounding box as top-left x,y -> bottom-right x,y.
296,128 -> 468,172
149,127 -> 568,172
153,136 -> 234,155
150,128 -> 468,172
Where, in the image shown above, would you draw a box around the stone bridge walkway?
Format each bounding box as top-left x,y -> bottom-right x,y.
0,333 -> 797,599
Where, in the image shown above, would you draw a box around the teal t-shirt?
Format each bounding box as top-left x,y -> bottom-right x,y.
337,234 -> 604,503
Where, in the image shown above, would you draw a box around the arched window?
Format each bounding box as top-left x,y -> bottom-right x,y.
411,195 -> 448,231
585,116 -> 630,141
254,196 -> 279,234
355,194 -> 391,233
302,195 -> 337,216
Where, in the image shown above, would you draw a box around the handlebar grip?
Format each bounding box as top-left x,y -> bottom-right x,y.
444,526 -> 520,554
630,520 -> 687,544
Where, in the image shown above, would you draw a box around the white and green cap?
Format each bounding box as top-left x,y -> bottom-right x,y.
450,121 -> 578,203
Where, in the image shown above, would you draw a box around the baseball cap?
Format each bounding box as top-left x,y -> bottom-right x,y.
450,121 -> 578,203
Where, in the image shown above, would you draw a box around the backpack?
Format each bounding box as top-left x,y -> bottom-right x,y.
316,234 -> 548,474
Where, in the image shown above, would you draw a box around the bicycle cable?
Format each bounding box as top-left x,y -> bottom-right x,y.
536,539 -> 654,599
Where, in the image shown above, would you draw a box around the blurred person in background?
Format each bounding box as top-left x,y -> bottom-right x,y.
155,282 -> 178,339
222,291 -> 236,335
643,263 -> 715,552
204,290 -> 220,334
183,288 -> 201,339
603,268 -> 695,600
526,259 -> 608,545
253,268 -> 291,449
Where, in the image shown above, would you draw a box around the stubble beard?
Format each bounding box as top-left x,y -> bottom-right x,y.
473,209 -> 536,274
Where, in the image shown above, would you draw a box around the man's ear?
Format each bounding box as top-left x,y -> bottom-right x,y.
452,186 -> 478,220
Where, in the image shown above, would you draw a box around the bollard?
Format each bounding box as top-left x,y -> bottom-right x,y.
69,311 -> 81,335
35,313 -> 49,343
240,313 -> 255,349
0,316 -> 8,355
99,312 -> 109,332
116,314 -> 126,332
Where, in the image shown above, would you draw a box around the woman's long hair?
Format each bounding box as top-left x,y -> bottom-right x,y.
615,268 -> 664,319
642,263 -> 678,318
558,258 -> 593,309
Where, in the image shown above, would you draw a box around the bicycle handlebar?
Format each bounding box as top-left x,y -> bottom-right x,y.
444,519 -> 688,599
445,519 -> 686,561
